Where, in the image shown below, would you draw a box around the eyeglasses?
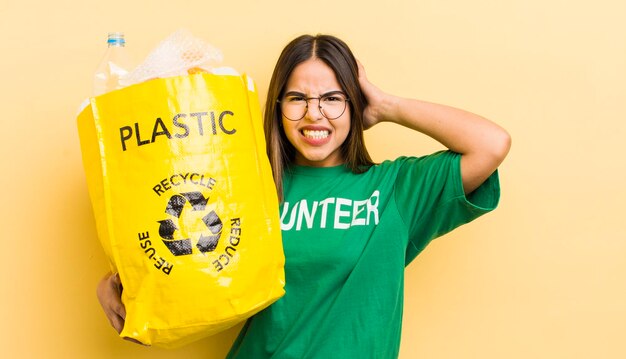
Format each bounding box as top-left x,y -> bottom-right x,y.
277,91 -> 350,121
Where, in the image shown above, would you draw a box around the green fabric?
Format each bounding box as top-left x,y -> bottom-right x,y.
227,151 -> 500,358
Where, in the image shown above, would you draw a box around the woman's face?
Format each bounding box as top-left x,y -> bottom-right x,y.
281,58 -> 351,167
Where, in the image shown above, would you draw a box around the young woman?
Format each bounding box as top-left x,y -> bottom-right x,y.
97,34 -> 511,358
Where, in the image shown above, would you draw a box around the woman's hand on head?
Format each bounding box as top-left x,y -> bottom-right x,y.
357,60 -> 398,130
96,272 -> 126,334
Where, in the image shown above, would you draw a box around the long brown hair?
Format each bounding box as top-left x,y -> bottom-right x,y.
264,34 -> 374,201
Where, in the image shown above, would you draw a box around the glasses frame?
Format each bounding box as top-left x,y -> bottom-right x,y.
277,91 -> 351,121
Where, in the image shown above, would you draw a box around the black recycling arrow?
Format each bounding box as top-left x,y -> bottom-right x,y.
182,192 -> 209,211
158,219 -> 192,256
165,194 -> 187,218
165,192 -> 209,217
197,233 -> 219,252
203,210 -> 223,233
162,238 -> 192,256
158,219 -> 178,239
197,210 -> 223,253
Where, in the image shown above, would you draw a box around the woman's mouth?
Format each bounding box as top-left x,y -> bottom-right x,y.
301,129 -> 330,140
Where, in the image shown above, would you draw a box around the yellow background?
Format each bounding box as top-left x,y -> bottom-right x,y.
1,0 -> 624,358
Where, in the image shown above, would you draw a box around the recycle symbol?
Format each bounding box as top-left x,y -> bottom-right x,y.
157,192 -> 223,256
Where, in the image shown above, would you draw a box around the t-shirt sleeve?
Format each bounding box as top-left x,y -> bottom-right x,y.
393,151 -> 500,265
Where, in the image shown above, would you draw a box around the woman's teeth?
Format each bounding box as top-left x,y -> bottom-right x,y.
302,129 -> 329,139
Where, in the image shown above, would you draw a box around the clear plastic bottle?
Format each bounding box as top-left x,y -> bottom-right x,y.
93,32 -> 134,96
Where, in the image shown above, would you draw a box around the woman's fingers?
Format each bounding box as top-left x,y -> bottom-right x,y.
97,272 -> 126,334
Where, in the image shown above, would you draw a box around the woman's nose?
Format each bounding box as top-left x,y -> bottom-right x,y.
304,98 -> 324,121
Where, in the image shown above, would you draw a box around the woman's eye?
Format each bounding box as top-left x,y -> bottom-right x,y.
287,96 -> 305,103
323,96 -> 342,102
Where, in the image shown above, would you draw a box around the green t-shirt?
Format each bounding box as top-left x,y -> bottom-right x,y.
227,151 -> 500,358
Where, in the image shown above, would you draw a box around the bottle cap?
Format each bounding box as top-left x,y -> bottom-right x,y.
107,32 -> 125,45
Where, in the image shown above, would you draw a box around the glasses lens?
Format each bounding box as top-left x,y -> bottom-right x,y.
319,94 -> 347,120
281,95 -> 307,121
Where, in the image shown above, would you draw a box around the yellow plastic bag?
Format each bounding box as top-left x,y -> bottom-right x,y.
77,72 -> 285,348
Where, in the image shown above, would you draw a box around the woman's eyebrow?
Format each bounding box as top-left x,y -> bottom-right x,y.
283,90 -> 346,97
320,90 -> 347,97
283,90 -> 306,97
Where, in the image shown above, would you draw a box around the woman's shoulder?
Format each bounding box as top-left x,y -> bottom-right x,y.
375,151 -> 458,167
365,151 -> 460,179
